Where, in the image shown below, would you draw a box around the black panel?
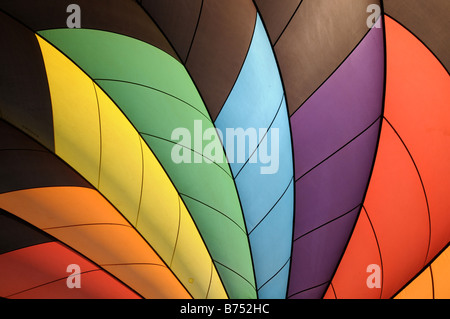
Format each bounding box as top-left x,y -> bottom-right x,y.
0,120 -> 93,194
0,11 -> 54,150
0,209 -> 54,255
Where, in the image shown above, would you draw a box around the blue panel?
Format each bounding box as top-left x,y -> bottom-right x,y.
234,98 -> 293,230
249,182 -> 294,297
215,14 -> 284,175
258,262 -> 290,299
214,13 -> 294,299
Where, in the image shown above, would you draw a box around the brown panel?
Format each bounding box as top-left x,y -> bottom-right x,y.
0,11 -> 54,150
0,120 -> 92,194
141,0 -> 202,62
254,0 -> 301,44
185,0 -> 257,121
0,0 -> 178,60
384,0 -> 450,73
274,0 -> 381,115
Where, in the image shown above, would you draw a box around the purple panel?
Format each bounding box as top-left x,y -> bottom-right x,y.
288,206 -> 360,298
293,120 -> 380,238
290,25 -> 384,180
288,283 -> 330,300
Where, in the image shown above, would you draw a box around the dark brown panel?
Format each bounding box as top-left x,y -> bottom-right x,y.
185,0 -> 257,121
0,120 -> 93,194
0,0 -> 178,60
141,0 -> 202,62
384,0 -> 450,73
254,0 -> 301,44
274,0 -> 381,115
0,209 -> 54,255
0,11 -> 54,150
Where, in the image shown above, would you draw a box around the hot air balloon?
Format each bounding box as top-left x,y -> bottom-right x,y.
0,0 -> 449,301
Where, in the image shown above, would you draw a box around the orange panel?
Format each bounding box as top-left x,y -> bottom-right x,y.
384,16 -> 450,264
0,186 -> 127,228
395,267 -> 433,299
326,208 -> 381,299
48,225 -> 163,266
0,187 -> 191,298
364,122 -> 429,298
428,246 -> 450,298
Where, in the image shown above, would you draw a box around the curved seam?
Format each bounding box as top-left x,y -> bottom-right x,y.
363,205 -> 384,299
331,282 -> 337,299
139,132 -> 233,179
101,262 -> 166,267
5,269 -> 102,298
272,0 -> 303,47
92,83 -> 102,189
257,257 -> 290,291
234,94 -> 285,179
384,13 -> 450,77
135,138 -> 145,226
214,11 -> 258,122
289,19 -> 378,118
94,78 -> 211,122
295,117 -> 382,183
179,192 -> 247,235
248,177 -> 293,235
392,241 -> 450,299
384,118 -> 432,266
169,196 -> 182,268
213,259 -> 256,290
205,260 -> 213,299
293,204 -> 361,242
287,280 -> 329,299
184,0 -> 203,64
430,265 -> 435,299
42,223 -> 131,230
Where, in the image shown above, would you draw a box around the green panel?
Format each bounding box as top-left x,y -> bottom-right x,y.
182,196 -> 257,299
38,28 -> 207,118
38,28 -> 255,298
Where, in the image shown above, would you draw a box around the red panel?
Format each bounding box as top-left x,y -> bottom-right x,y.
0,242 -> 139,299
329,122 -> 429,298
384,16 -> 450,264
326,207 -> 381,299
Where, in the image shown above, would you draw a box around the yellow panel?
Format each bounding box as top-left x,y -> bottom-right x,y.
208,261 -> 229,299
430,246 -> 450,299
171,202 -> 228,299
139,140 -> 227,299
137,142 -> 179,262
36,35 -> 101,187
96,85 -> 143,225
395,267 -> 433,299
